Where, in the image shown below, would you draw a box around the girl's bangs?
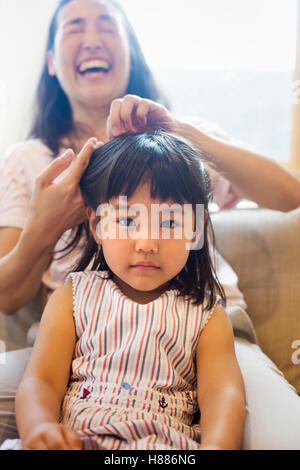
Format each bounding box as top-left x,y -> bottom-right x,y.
105,133 -> 201,205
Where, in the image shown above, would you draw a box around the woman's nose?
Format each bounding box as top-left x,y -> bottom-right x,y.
82,27 -> 104,51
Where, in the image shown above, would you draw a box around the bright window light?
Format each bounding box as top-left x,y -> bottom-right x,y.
119,0 -> 297,70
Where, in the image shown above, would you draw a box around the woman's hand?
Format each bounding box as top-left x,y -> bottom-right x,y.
27,138 -> 103,248
106,94 -> 180,139
23,422 -> 82,450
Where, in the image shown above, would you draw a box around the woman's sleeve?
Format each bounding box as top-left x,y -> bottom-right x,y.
205,163 -> 242,210
187,117 -> 244,209
0,145 -> 32,229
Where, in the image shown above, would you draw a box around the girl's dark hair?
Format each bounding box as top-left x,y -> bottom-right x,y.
29,0 -> 170,155
65,131 -> 226,311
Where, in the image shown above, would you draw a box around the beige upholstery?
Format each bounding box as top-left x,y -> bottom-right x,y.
212,207 -> 300,394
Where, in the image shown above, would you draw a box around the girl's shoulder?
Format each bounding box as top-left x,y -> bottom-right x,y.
64,270 -> 109,294
198,294 -> 224,333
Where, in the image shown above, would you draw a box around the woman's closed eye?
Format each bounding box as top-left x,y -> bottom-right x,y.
99,25 -> 116,34
63,19 -> 84,35
68,28 -> 84,35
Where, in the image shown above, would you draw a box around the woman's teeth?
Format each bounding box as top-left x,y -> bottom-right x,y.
78,59 -> 110,74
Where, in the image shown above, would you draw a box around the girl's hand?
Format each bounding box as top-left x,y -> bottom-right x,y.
27,138 -> 103,248
106,94 -> 180,139
23,422 -> 82,450
199,443 -> 223,450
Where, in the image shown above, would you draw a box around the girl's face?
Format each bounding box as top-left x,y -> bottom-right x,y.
88,182 -> 200,303
47,0 -> 131,114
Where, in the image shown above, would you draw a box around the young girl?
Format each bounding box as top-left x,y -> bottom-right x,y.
3,132 -> 245,450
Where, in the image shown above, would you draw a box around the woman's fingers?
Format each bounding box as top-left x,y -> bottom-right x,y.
27,138 -> 103,242
107,95 -> 173,140
36,137 -> 102,190
119,95 -> 139,132
67,138 -> 98,184
108,98 -> 125,138
134,99 -> 150,129
37,149 -> 75,188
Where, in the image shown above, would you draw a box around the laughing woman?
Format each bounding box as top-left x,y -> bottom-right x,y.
0,0 -> 300,450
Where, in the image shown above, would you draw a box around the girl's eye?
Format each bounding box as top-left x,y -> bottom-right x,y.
118,217 -> 136,227
161,220 -> 177,229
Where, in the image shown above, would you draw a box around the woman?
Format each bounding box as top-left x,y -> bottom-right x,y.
0,0 -> 300,449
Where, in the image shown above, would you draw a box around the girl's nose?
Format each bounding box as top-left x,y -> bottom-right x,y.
134,237 -> 158,254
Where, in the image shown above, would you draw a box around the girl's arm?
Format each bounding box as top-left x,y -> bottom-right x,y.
196,305 -> 246,450
15,283 -> 81,450
107,95 -> 300,212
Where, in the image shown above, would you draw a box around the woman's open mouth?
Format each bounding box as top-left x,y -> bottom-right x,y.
76,58 -> 112,78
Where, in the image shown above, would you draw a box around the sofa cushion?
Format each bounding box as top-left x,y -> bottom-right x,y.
212,207 -> 300,394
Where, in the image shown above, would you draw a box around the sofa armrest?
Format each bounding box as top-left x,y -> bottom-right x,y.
212,207 -> 300,393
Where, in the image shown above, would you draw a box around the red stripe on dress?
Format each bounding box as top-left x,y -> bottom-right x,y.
73,274 -> 94,376
143,419 -> 152,436
99,294 -> 113,357
162,423 -> 169,446
124,421 -> 136,441
100,409 -> 111,426
85,278 -> 105,378
131,304 -> 150,385
116,302 -> 134,384
178,305 -> 201,384
147,296 -> 165,387
160,297 -> 177,388
99,293 -> 121,382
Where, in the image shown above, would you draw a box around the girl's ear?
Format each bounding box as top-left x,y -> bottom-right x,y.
47,51 -> 56,76
86,207 -> 102,245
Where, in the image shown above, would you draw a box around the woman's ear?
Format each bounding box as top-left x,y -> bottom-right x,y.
47,51 -> 56,76
86,207 -> 102,245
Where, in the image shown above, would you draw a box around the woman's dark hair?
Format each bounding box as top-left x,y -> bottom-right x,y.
66,131 -> 226,310
29,0 -> 170,155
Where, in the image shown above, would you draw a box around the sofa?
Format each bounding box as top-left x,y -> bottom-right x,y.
212,206 -> 300,394
1,206 -> 299,396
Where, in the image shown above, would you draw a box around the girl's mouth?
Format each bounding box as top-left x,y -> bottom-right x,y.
131,262 -> 160,271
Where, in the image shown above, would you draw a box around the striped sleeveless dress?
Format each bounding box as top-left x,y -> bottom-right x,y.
59,270 -> 219,450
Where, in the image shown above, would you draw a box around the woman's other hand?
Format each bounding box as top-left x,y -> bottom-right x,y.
27,138 -> 103,248
106,94 -> 180,139
23,422 -> 82,450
